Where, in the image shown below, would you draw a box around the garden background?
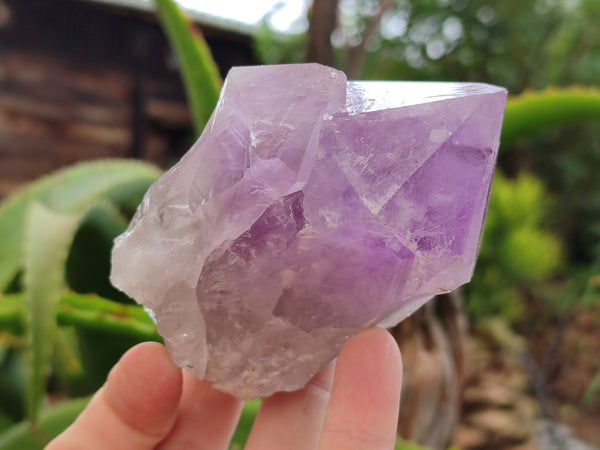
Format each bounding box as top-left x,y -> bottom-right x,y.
0,0 -> 599,448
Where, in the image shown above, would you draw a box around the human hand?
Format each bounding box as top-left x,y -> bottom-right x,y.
47,328 -> 402,450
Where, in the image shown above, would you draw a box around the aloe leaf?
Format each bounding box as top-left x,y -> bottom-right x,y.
0,350 -> 27,426
57,293 -> 160,341
154,0 -> 223,135
0,396 -> 91,449
57,292 -> 160,389
23,203 -> 80,421
0,412 -> 13,434
502,87 -> 600,148
0,159 -> 161,292
0,293 -> 159,342
3,289 -> 161,412
0,296 -> 24,335
0,194 -> 30,294
66,201 -> 130,303
1,291 -> 160,396
51,327 -> 89,397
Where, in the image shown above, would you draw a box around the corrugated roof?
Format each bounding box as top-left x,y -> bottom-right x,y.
81,0 -> 258,36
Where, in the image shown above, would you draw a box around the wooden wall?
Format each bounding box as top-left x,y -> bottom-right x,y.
0,0 -> 255,197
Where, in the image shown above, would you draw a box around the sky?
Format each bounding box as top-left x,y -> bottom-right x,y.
176,0 -> 309,32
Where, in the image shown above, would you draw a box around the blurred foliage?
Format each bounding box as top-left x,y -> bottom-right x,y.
0,397 -> 90,450
257,0 -> 600,91
503,121 -> 600,265
501,87 -> 600,149
255,24 -> 309,65
354,0 -> 600,90
464,173 -> 562,321
500,88 -> 600,269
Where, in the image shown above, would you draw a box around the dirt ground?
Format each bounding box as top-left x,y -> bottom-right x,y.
453,306 -> 600,450
534,309 -> 600,446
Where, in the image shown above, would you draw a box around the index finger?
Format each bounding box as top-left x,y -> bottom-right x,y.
318,328 -> 402,450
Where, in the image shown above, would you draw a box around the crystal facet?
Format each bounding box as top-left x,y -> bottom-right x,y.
110,63 -> 506,399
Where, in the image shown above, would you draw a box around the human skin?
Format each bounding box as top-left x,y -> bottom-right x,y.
47,328 -> 402,450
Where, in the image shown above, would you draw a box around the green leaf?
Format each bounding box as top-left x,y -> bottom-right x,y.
154,0 -> 223,135
1,292 -> 160,394
23,203 -> 80,421
394,438 -> 432,450
0,350 -> 27,425
0,396 -> 90,449
502,86 -> 600,148
57,293 -> 160,342
51,327 -> 88,397
0,194 -> 29,293
0,159 -> 161,292
0,296 -> 24,335
0,411 -> 13,435
229,399 -> 260,449
66,201 -> 130,303
0,293 -> 159,342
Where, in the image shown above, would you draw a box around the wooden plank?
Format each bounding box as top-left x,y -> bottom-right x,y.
0,49 -> 192,192
0,110 -> 132,149
0,52 -> 132,126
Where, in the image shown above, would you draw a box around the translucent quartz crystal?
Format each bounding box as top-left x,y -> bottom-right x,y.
110,63 -> 506,399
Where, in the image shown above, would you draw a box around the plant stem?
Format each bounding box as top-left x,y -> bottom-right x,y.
0,293 -> 161,343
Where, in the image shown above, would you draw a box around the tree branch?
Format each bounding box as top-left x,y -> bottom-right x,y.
307,0 -> 340,66
345,0 -> 394,79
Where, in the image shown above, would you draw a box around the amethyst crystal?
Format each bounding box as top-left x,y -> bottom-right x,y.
111,63 -> 506,399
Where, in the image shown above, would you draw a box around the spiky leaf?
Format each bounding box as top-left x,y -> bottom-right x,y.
0,160 -> 161,292
0,396 -> 90,449
155,0 -> 223,135
23,203 -> 79,420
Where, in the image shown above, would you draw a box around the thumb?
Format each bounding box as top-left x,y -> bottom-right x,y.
47,342 -> 183,450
